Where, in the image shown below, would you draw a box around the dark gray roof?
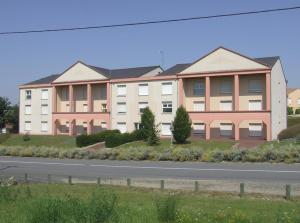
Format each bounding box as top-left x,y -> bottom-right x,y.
23,74 -> 60,85
88,65 -> 161,79
254,57 -> 279,68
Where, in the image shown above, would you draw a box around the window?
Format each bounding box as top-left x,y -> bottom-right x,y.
66,104 -> 70,112
117,85 -> 126,96
83,104 -> 88,112
134,122 -> 141,130
193,101 -> 205,112
101,104 -> 107,112
220,100 -> 232,111
193,81 -> 205,96
139,102 -> 148,113
25,121 -> 31,131
117,122 -> 127,133
66,121 -> 70,128
100,86 -> 107,99
249,123 -> 262,137
139,83 -> 149,96
25,105 -> 31,115
248,100 -> 262,111
161,123 -> 172,136
41,104 -> 48,115
117,102 -> 126,114
288,98 -> 292,105
25,90 -> 31,100
248,80 -> 262,93
220,123 -> 232,136
61,87 -> 68,101
193,123 -> 205,135
162,82 -> 172,95
101,122 -> 107,129
41,121 -> 48,132
162,101 -> 172,113
41,89 -> 48,100
220,80 -> 232,94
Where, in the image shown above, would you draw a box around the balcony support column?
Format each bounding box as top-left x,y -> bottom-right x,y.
106,82 -> 110,112
69,85 -> 74,112
87,84 -> 93,113
266,72 -> 271,110
178,78 -> 184,106
205,76 -> 210,111
234,74 -> 239,111
87,119 -> 93,135
205,121 -> 211,140
234,121 -> 240,141
52,86 -> 57,113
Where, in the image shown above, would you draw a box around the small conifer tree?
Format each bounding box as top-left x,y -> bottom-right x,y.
172,106 -> 192,144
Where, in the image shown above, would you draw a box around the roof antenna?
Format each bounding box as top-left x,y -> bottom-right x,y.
159,50 -> 165,69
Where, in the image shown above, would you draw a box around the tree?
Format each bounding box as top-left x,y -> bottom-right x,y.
140,107 -> 160,145
172,106 -> 192,144
0,97 -> 10,129
4,104 -> 19,133
287,107 -> 294,115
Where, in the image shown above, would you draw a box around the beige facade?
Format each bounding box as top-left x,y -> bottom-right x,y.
287,88 -> 300,113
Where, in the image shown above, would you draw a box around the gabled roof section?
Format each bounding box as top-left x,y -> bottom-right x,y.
180,47 -> 270,74
158,63 -> 191,76
254,56 -> 280,68
22,74 -> 60,86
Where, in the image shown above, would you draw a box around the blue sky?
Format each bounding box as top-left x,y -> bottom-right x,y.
1,0 -> 300,103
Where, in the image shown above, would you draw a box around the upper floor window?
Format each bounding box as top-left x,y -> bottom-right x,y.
162,101 -> 172,113
139,83 -> 149,96
41,104 -> 48,115
248,80 -> 262,93
25,105 -> 32,115
100,86 -> 107,100
193,101 -> 205,112
139,102 -> 148,113
220,100 -> 232,111
162,82 -> 172,95
83,104 -> 88,112
220,80 -> 232,94
248,100 -> 262,111
288,98 -> 292,105
193,81 -> 205,96
41,89 -> 48,100
117,102 -> 126,114
101,104 -> 107,112
25,90 -> 32,100
117,85 -> 126,96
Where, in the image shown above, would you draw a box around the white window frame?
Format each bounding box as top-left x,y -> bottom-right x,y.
193,101 -> 205,112
161,123 -> 172,136
220,80 -> 232,94
220,100 -> 232,111
117,102 -> 126,114
41,104 -> 48,115
162,101 -> 172,113
83,104 -> 88,112
161,82 -> 172,95
117,122 -> 127,133
193,81 -> 205,96
220,123 -> 233,136
101,122 -> 107,129
249,123 -> 262,137
138,83 -> 149,96
41,89 -> 48,100
138,102 -> 148,113
248,100 -> 262,111
193,123 -> 205,135
41,121 -> 48,132
117,85 -> 126,96
25,121 -> 31,131
25,105 -> 32,115
25,90 -> 32,100
101,103 -> 107,112
248,79 -> 262,93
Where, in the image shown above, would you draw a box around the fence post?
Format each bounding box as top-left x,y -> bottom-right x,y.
286,184 -> 291,200
239,183 -> 245,197
194,181 -> 199,192
97,177 -> 101,185
47,174 -> 52,184
160,180 -> 164,190
127,178 -> 131,187
68,176 -> 72,185
24,173 -> 28,184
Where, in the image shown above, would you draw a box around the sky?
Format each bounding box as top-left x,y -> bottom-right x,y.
0,0 -> 300,103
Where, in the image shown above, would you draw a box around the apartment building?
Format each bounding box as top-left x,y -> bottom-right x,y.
287,88 -> 300,113
19,47 -> 287,141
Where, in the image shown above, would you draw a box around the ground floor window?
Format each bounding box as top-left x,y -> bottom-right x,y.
249,123 -> 262,137
161,123 -> 172,136
25,121 -> 31,131
193,123 -> 205,135
220,123 -> 232,136
134,122 -> 141,130
101,122 -> 107,129
117,122 -> 127,133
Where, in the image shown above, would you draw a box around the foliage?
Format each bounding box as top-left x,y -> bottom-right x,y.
155,194 -> 179,222
23,133 -> 30,141
147,124 -> 160,146
4,104 -> 19,133
0,133 -> 10,144
295,108 -> 300,114
140,107 -> 155,140
278,123 -> 300,140
76,130 -> 120,147
0,97 -> 10,129
287,106 -> 294,115
105,130 -> 143,148
172,106 -> 192,144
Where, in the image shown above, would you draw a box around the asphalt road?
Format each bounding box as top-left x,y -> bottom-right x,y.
0,156 -> 300,183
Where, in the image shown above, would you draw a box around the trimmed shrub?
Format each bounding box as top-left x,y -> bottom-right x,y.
278,123 -> 300,140
105,130 -> 144,148
76,130 -> 120,147
172,106 -> 192,144
287,107 -> 294,115
296,108 -> 300,114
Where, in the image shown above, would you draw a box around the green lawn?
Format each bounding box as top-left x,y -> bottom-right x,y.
288,116 -> 300,127
118,138 -> 236,151
0,184 -> 299,222
0,134 -> 77,149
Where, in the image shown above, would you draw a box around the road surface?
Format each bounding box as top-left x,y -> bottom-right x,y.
0,156 -> 300,183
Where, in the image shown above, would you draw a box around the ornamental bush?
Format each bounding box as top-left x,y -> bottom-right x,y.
287,106 -> 294,115
172,106 -> 192,144
76,130 -> 120,147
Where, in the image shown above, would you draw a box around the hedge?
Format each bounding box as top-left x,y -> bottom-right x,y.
76,130 -> 120,147
105,130 -> 144,148
295,108 -> 300,115
278,123 -> 300,140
